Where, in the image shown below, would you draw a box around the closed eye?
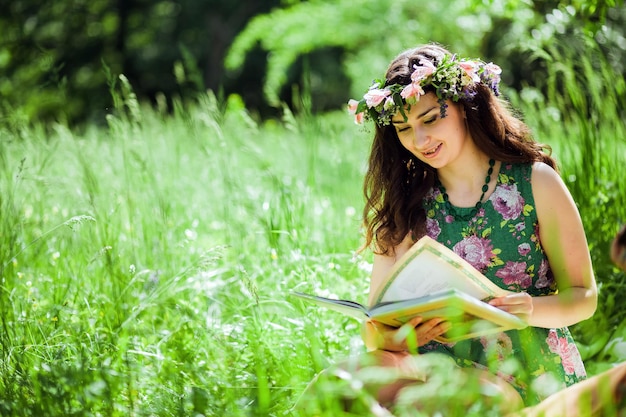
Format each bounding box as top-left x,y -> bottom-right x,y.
424,115 -> 438,125
396,126 -> 411,133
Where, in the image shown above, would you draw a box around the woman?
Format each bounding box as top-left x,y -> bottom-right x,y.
347,43 -> 598,411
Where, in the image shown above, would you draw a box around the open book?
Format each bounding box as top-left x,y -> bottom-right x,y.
292,236 -> 527,343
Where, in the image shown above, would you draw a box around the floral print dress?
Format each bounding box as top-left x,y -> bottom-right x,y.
419,162 -> 586,405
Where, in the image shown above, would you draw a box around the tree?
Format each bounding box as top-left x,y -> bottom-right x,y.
0,0 -> 281,128
224,0 -> 626,114
1,0 -> 624,127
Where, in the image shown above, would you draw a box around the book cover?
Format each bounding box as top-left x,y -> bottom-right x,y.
292,235 -> 527,342
291,288 -> 526,343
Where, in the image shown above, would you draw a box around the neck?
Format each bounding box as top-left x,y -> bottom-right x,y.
437,151 -> 491,190
437,155 -> 497,208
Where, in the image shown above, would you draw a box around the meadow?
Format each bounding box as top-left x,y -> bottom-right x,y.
1,75 -> 625,416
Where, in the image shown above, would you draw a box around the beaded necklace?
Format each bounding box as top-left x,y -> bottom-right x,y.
437,158 -> 496,221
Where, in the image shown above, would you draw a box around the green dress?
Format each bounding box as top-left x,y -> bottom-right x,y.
419,162 -> 586,405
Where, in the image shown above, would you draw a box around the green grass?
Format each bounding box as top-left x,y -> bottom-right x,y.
0,93 -> 374,416
1,75 -> 625,416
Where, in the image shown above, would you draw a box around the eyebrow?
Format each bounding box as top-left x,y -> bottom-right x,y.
392,106 -> 437,124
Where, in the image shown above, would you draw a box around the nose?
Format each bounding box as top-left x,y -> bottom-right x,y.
412,128 -> 428,149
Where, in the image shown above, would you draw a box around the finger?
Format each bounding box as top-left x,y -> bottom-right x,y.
495,304 -> 531,314
370,320 -> 395,332
392,322 -> 418,347
411,319 -> 443,344
407,316 -> 424,327
437,321 -> 452,333
489,292 -> 530,306
418,321 -> 450,337
415,321 -> 452,346
488,296 -> 505,307
419,317 -> 445,330
492,303 -> 532,323
395,318 -> 436,349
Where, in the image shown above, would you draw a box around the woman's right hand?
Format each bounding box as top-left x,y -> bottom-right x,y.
362,316 -> 451,352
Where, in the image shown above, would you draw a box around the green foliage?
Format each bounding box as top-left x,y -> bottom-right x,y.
226,0 -> 626,115
0,0 -> 119,126
3,0 -> 625,126
225,0 -> 491,106
507,40 -> 626,367
0,89 -> 373,415
0,0 -> 282,126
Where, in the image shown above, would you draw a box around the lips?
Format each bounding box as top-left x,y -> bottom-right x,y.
422,143 -> 441,157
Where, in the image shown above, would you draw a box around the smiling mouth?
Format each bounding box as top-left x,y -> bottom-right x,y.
423,144 -> 441,156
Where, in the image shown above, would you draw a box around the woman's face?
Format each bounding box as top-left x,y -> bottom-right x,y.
391,93 -> 469,169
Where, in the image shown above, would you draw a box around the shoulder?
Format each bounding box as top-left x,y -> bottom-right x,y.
530,161 -> 578,223
530,161 -> 568,198
530,161 -> 559,181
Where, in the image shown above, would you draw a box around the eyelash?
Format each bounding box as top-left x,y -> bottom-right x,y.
396,115 -> 437,132
424,116 -> 437,125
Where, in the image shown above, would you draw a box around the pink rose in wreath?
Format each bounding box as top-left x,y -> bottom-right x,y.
364,87 -> 391,108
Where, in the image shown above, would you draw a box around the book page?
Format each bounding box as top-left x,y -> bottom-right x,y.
291,292 -> 370,321
373,236 -> 512,304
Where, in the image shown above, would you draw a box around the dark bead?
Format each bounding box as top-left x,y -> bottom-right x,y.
436,159 -> 496,224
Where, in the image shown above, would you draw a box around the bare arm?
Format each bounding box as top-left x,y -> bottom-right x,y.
490,162 -> 597,328
361,236 -> 450,351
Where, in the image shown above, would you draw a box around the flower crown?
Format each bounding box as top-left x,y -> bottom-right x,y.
347,54 -> 502,126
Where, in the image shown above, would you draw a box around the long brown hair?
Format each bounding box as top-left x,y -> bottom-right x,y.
361,44 -> 557,255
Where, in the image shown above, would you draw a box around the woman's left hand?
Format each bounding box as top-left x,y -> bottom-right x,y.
488,293 -> 533,323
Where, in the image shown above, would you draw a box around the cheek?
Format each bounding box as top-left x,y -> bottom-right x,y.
440,121 -> 466,143
397,133 -> 411,149
451,115 -> 468,134
394,129 -> 413,148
